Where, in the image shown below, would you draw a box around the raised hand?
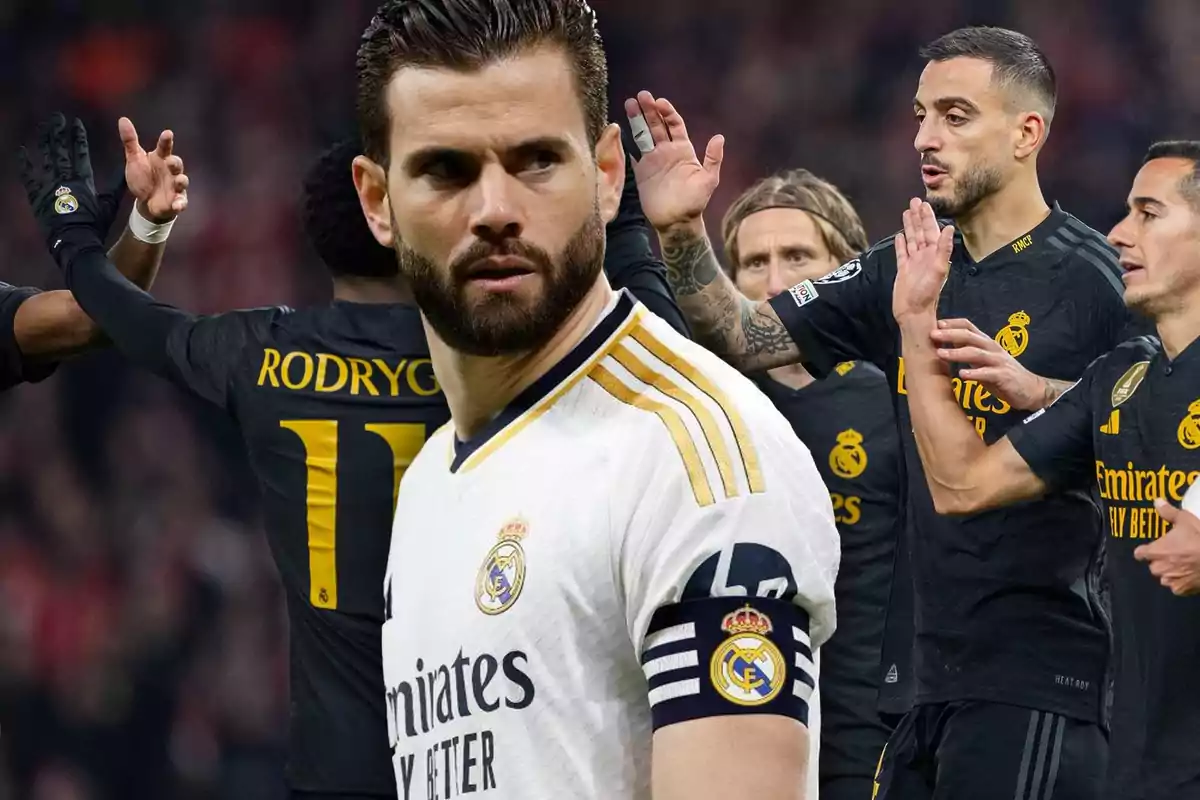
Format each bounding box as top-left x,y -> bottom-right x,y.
893,198 -> 954,324
623,90 -> 724,233
18,113 -> 126,271
119,117 -> 188,222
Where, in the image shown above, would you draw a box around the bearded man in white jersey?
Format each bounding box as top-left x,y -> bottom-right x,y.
351,1 -> 840,798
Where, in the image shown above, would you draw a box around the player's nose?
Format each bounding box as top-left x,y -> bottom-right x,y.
1107,215 -> 1135,250
914,119 -> 940,154
469,164 -> 524,242
766,262 -> 791,299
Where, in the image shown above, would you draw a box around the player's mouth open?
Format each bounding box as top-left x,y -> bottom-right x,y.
921,165 -> 948,187
466,257 -> 536,290
1120,260 -> 1145,282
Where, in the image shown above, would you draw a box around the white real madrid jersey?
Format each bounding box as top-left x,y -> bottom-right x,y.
381,290 -> 840,799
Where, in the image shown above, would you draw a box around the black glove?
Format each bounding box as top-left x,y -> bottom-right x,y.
18,112 -> 127,271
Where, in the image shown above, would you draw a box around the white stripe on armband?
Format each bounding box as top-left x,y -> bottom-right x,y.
129,203 -> 175,244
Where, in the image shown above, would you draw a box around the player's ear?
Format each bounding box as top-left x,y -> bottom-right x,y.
353,155 -> 395,248
1013,111 -> 1047,160
594,122 -> 624,225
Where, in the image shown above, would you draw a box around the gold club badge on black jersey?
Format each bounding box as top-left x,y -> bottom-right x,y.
829,429 -> 868,479
1178,400 -> 1200,450
994,311 -> 1031,357
709,605 -> 786,706
475,518 -> 528,615
1112,361 -> 1150,407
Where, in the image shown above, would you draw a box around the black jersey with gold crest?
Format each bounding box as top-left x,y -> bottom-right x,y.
1009,335 -> 1200,799
768,204 -> 1149,724
756,360 -> 906,782
167,301 -> 450,796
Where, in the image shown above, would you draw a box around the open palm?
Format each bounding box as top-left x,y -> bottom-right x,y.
120,117 -> 188,222
624,90 -> 724,232
893,199 -> 954,323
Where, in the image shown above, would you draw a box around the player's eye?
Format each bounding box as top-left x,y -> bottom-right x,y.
914,111 -> 926,124
945,113 -> 968,126
743,258 -> 767,271
519,149 -> 562,176
1139,208 -> 1157,222
419,155 -> 477,188
785,251 -> 809,264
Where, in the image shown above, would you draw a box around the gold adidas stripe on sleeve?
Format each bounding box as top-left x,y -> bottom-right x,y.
629,325 -> 765,494
610,343 -> 739,499
589,364 -> 717,507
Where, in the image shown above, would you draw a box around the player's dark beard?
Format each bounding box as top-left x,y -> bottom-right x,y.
394,211 -> 605,357
927,161 -> 1005,219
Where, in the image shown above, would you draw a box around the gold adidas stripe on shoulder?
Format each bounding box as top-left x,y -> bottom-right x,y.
610,342 -> 739,499
589,364 -> 716,507
628,324 -> 765,493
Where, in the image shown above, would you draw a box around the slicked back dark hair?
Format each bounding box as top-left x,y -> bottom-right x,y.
302,138 -> 399,278
1144,141 -> 1200,210
920,26 -> 1057,124
356,0 -> 607,166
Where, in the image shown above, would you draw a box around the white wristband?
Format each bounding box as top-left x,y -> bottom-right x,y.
129,203 -> 175,244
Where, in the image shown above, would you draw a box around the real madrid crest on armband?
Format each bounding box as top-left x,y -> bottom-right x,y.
475,518 -> 528,615
53,185 -> 78,215
710,605 -> 787,706
994,311 -> 1031,357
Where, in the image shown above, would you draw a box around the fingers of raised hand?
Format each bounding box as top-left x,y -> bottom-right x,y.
155,130 -> 174,159
656,97 -> 689,143
634,90 -> 671,146
164,155 -> 184,176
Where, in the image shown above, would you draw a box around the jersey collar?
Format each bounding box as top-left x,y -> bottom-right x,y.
450,289 -> 641,473
952,202 -> 1069,270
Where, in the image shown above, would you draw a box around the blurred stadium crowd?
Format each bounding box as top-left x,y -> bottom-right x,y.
0,0 -> 1196,797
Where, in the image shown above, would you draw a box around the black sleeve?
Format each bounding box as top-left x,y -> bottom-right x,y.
765,246 -> 896,378
603,126 -> 691,338
1006,357 -> 1102,491
64,248 -> 278,409
0,284 -> 58,391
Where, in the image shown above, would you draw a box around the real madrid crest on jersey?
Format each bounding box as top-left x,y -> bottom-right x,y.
709,605 -> 786,706
475,518 -> 528,615
995,311 -> 1031,357
1178,400 -> 1200,450
829,428 -> 867,479
1111,361 -> 1150,408
53,185 -> 78,215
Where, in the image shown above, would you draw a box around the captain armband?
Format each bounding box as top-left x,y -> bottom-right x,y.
639,596 -> 814,730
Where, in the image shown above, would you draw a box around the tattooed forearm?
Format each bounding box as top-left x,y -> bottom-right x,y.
734,298 -> 802,371
655,223 -> 803,371
1038,377 -> 1075,409
659,226 -> 721,297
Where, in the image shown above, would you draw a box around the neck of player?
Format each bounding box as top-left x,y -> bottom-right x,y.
428,276 -> 616,440
332,275 -> 414,305
1157,304 -> 1200,361
955,170 -> 1050,261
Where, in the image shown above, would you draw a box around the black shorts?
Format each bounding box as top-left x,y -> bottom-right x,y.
874,701 -> 1107,800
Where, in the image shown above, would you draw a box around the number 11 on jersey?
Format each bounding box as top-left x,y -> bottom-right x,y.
281,420 -> 426,610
